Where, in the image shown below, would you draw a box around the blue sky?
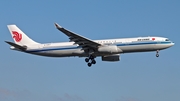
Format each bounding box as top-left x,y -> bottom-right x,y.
0,0 -> 180,101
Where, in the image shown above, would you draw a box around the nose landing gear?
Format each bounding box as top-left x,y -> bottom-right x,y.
85,55 -> 96,67
156,50 -> 159,57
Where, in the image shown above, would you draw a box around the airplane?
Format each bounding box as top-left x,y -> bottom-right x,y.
5,23 -> 174,67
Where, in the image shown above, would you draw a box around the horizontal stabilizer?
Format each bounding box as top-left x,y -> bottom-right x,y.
5,41 -> 27,51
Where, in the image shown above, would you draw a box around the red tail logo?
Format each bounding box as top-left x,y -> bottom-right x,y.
12,31 -> 22,42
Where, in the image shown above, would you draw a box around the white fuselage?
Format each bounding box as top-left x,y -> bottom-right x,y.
7,24 -> 175,66
18,36 -> 174,57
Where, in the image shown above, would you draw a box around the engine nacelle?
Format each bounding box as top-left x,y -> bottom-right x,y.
102,54 -> 120,62
98,45 -> 122,53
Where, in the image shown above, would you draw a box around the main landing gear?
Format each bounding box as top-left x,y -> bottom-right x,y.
156,50 -> 159,57
85,55 -> 96,67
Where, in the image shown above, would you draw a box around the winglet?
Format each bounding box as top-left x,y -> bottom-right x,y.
54,23 -> 62,29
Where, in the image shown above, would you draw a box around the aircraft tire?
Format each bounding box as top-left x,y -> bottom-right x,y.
85,58 -> 89,62
91,59 -> 96,64
88,63 -> 92,67
156,54 -> 159,57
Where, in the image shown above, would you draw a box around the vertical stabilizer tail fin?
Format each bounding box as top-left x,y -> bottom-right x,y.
7,25 -> 39,45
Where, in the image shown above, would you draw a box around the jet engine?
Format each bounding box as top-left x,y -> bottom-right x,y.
102,54 -> 120,61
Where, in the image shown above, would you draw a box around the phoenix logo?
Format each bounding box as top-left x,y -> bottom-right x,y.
12,31 -> 22,42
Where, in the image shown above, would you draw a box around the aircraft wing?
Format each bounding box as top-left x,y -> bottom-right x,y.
55,23 -> 101,49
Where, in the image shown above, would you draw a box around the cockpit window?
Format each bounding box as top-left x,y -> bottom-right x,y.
165,39 -> 169,41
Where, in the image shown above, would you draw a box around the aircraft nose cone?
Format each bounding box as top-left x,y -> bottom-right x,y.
171,42 -> 175,46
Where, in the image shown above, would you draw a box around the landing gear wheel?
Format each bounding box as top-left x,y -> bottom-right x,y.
85,58 -> 89,62
87,63 -> 92,67
156,54 -> 159,57
85,55 -> 96,67
91,59 -> 96,64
